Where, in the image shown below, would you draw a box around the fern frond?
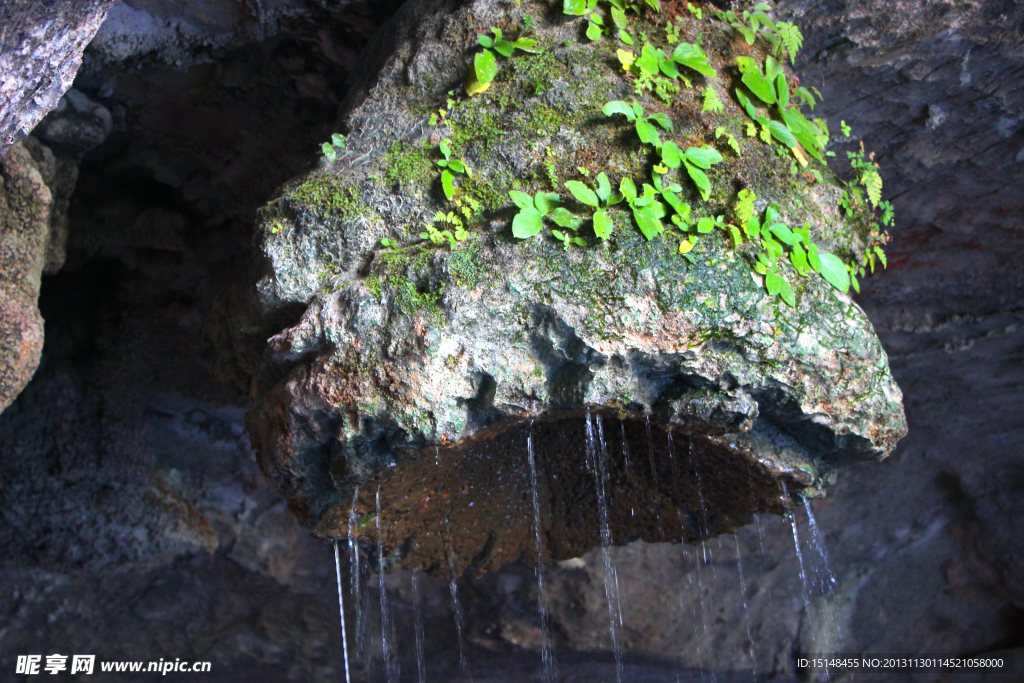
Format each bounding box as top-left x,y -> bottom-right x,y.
702,87 -> 724,113
776,22 -> 803,64
861,168 -> 882,207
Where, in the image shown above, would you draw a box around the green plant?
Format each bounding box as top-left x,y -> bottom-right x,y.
714,126 -> 742,156
686,3 -> 703,20
467,28 -> 539,95
437,140 -> 471,201
564,172 -> 624,240
702,86 -> 724,113
619,176 -> 669,240
715,4 -> 803,64
380,237 -> 397,248
602,100 -> 674,148
659,143 -> 723,201
420,211 -> 469,248
734,55 -> 828,165
321,133 -> 346,162
848,143 -> 882,207
612,30 -> 716,100
509,190 -> 583,247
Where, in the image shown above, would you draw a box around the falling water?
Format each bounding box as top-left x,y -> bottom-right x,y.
412,572 -> 427,683
447,531 -> 468,675
585,412 -> 624,683
803,499 -> 838,594
349,487 -> 372,679
619,419 -> 632,474
733,536 -> 758,680
334,541 -> 352,683
644,416 -> 664,538
377,488 -> 399,683
687,439 -> 716,679
526,423 -> 557,683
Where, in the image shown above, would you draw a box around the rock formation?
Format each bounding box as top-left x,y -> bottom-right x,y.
0,0 -> 118,156
241,0 -> 906,575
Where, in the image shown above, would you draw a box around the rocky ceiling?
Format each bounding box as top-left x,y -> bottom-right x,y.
0,0 -> 1021,680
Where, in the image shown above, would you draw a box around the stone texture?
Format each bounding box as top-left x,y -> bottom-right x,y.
241,0 -> 905,575
0,0 -> 118,156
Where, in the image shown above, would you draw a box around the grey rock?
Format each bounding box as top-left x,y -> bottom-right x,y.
0,0 -> 118,156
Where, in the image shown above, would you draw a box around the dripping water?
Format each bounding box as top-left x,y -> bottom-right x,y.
526,422 -> 557,683
586,411 -> 624,683
644,416 -> 664,538
412,572 -> 427,683
334,541 -> 352,683
376,488 -> 399,683
446,526 -> 468,675
733,535 -> 757,681
349,487 -> 372,679
687,439 -> 716,680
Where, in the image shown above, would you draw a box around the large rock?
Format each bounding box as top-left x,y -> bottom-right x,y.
0,139 -> 70,410
0,0 -> 118,156
237,0 -> 906,575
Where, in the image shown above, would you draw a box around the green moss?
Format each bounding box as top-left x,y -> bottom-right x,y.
447,240 -> 487,289
381,141 -> 435,191
373,247 -> 446,324
290,175 -> 370,220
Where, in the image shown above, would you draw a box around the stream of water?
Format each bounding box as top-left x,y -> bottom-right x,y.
447,530 -> 468,676
334,540 -> 352,683
412,572 -> 427,683
586,411 -> 625,683
526,422 -> 557,683
376,488 -> 399,683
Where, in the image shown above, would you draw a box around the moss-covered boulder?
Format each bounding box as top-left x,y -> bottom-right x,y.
240,0 -> 906,574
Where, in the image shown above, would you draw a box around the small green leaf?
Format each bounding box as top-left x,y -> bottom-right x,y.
603,100 -> 637,120
593,209 -> 613,239
738,59 -> 777,104
442,170 -> 456,200
551,229 -> 566,241
659,58 -> 680,79
790,242 -> 809,275
777,275 -> 796,306
661,141 -> 682,168
696,217 -> 715,233
565,180 -> 600,207
534,192 -> 561,214
509,190 -> 534,210
611,7 -> 628,27
563,0 -> 589,15
494,39 -> 515,57
648,112 -> 674,132
735,88 -> 759,119
874,245 -> 888,268
776,73 -> 789,109
635,120 -> 662,146
636,44 -> 661,77
551,207 -> 582,229
633,207 -> 664,240
331,133 -> 346,149
815,252 -> 851,293
447,159 -> 465,173
766,120 -> 798,148
596,172 -> 612,204
683,146 -> 723,169
619,30 -> 635,45
478,34 -> 494,48
513,38 -> 540,53
322,142 -> 336,162
586,22 -> 603,41
765,56 -> 783,82
768,222 -> 801,245
474,49 -> 498,85
512,209 -> 544,238
728,224 -> 743,247
684,162 -> 711,200
439,140 -> 452,159
765,270 -> 782,296
620,177 -> 637,201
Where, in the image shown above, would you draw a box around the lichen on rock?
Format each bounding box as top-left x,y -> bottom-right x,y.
239,0 -> 907,575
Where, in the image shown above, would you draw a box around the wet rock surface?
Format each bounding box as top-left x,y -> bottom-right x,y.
0,0 -> 1021,681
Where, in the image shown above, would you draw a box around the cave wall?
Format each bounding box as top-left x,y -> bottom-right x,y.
0,1 -> 1022,681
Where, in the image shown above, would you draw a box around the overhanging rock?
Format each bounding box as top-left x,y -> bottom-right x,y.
237,0 -> 907,575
